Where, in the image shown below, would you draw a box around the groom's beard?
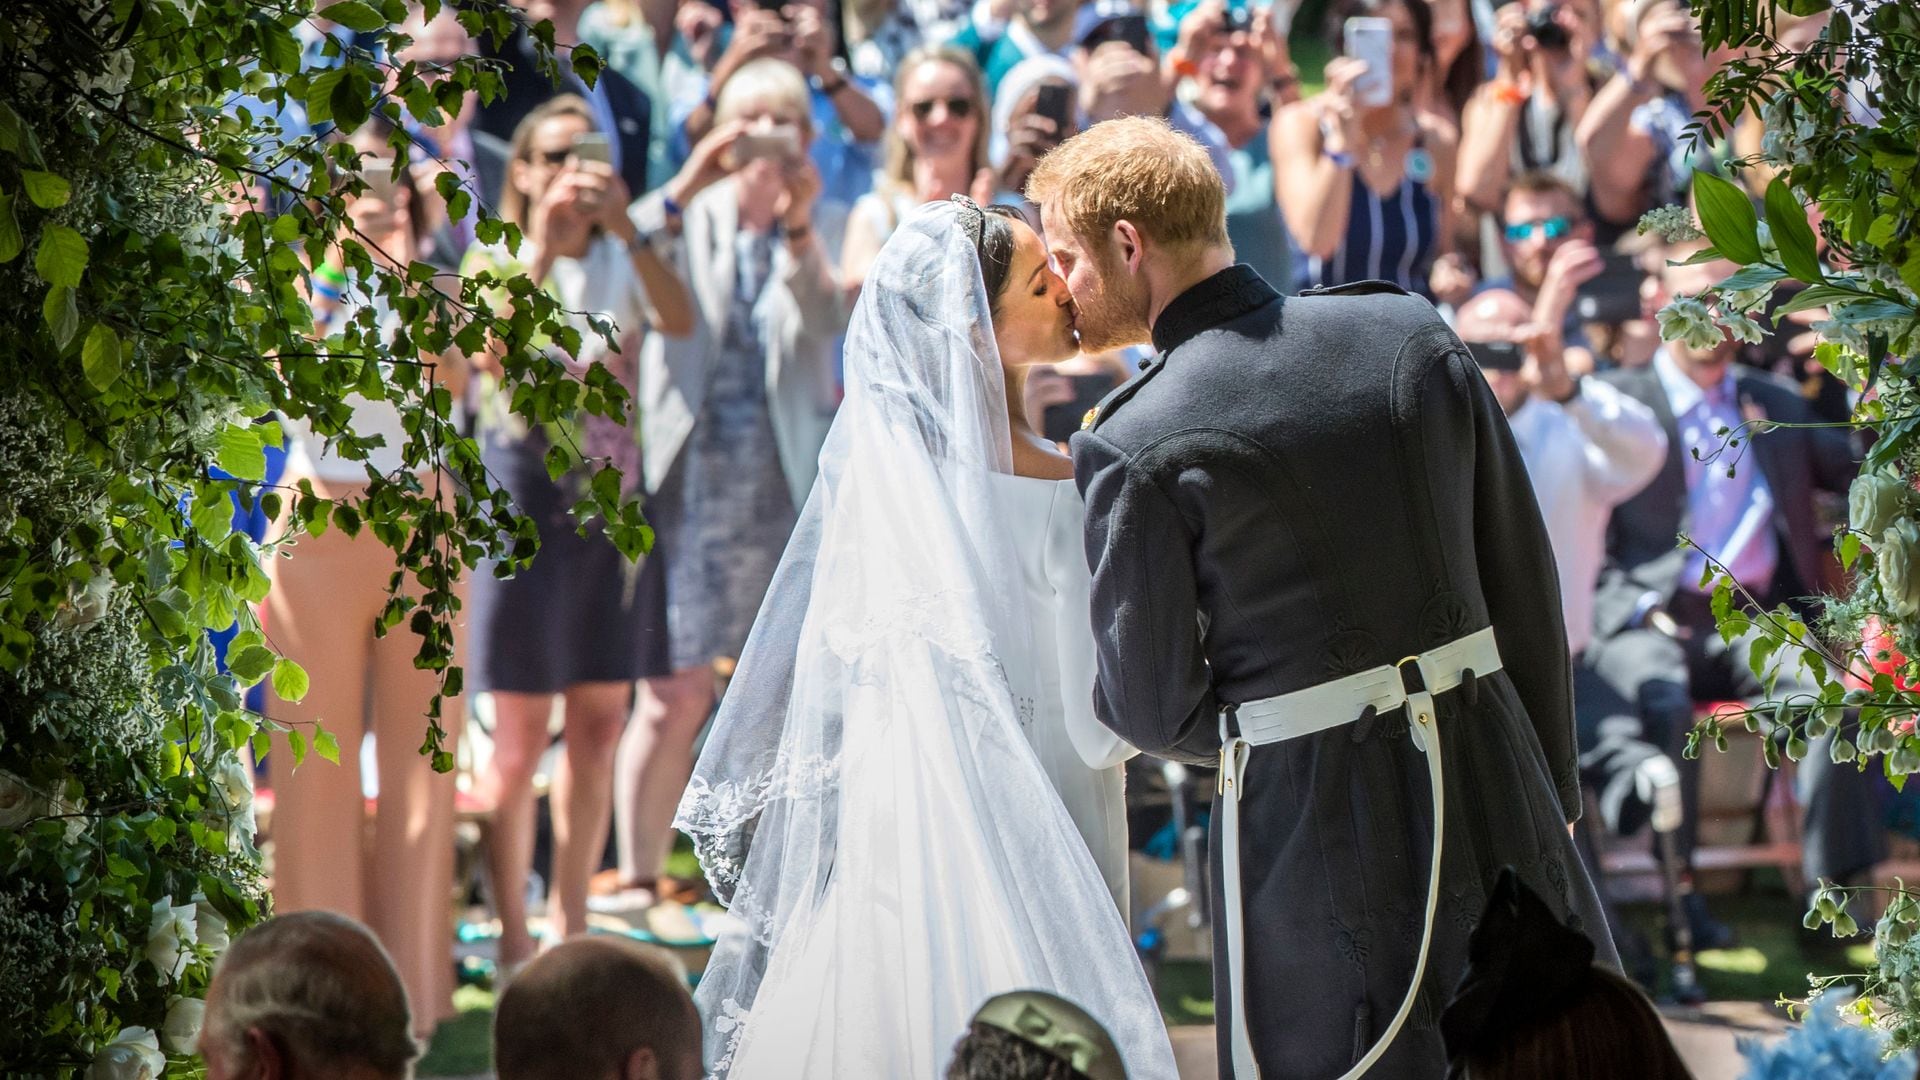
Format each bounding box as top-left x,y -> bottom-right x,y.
1071,265 -> 1152,354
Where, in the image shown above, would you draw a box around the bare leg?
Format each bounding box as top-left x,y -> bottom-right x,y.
614,665 -> 716,887
481,691 -> 553,969
547,681 -> 633,941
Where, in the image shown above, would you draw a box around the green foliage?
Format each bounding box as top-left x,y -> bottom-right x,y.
1647,0 -> 1920,1049
0,0 -> 643,1072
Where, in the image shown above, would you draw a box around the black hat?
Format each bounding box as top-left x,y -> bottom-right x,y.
1438,867 -> 1598,1063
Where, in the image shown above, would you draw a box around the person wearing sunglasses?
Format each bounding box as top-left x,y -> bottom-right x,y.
840,46 -> 992,296
1488,170 -> 1607,371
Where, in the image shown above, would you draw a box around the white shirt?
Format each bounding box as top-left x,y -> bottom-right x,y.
1506,378 -> 1669,654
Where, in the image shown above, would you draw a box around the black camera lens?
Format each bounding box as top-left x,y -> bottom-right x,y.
1528,6 -> 1570,49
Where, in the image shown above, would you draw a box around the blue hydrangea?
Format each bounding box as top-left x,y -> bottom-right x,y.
1740,990 -> 1916,1080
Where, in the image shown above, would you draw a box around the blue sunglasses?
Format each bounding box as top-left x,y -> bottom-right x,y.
1504,215 -> 1573,243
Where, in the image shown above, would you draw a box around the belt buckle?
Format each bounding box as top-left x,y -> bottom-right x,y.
1396,655 -> 1433,728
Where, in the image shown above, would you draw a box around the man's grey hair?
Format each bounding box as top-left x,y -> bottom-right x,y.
205,911 -> 419,1077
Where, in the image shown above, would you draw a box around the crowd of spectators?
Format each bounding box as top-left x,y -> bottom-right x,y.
242,0 -> 1869,1056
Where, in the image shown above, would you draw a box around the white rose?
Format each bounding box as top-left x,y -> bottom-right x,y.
50,793 -> 86,844
87,1027 -> 165,1080
145,897 -> 199,982
1852,471 -> 1911,539
161,995 -> 207,1055
0,771 -> 41,829
193,894 -> 230,955
1880,518 -> 1920,619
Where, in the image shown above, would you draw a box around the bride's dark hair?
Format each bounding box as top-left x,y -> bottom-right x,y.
969,203 -> 1027,319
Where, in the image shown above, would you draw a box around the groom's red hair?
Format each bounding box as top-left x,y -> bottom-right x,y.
1025,116 -> 1229,251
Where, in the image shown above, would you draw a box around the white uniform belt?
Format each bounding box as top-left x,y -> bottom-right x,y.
1216,625 -> 1502,1080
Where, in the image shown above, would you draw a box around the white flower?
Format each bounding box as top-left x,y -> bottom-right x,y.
1637,204 -> 1704,243
49,793 -> 85,844
1881,518 -> 1920,619
1656,296 -> 1726,350
0,771 -> 40,829
161,995 -> 206,1055
193,894 -> 230,955
1718,307 -> 1768,345
54,572 -> 115,630
211,756 -> 256,852
1722,284 -> 1776,313
1813,316 -> 1870,355
87,1027 -> 165,1080
1851,471 -> 1910,538
145,898 -> 199,982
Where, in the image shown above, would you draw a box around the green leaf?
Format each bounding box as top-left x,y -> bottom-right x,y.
1691,171 -> 1762,265
81,322 -> 122,390
215,425 -> 268,482
20,170 -> 70,209
288,726 -> 308,767
272,657 -> 310,703
34,223 -> 88,288
1764,179 -> 1824,284
1775,285 -> 1865,316
313,728 -> 340,765
1718,264 -> 1788,292
42,283 -> 78,349
0,187 -> 19,263
1841,531 -> 1862,571
257,18 -> 302,73
227,645 -> 276,682
317,0 -> 389,32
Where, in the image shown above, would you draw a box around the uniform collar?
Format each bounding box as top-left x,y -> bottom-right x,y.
1149,264 -> 1279,358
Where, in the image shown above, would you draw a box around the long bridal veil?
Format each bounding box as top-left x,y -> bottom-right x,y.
673,201 -> 1176,1079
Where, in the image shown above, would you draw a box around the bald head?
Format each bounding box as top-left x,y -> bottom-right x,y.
1455,289 -> 1535,416
201,911 -> 417,1080
494,938 -> 702,1080
1455,289 -> 1533,343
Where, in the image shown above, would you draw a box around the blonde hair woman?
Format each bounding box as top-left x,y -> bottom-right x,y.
838,45 -> 991,295
602,58 -> 848,916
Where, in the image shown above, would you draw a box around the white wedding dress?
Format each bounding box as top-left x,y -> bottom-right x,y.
675,201 -> 1175,1080
988,473 -> 1133,911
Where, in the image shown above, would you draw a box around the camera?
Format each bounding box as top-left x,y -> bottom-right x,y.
1527,4 -> 1570,49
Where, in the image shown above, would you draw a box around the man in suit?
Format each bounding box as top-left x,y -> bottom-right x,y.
476,0 -> 654,200
1036,116 -> 1614,1080
1586,241 -> 1883,916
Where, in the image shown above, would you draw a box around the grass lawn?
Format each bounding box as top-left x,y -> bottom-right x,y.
419,888 -> 1871,1076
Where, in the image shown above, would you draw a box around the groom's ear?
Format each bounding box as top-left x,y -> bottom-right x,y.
1112,219 -> 1145,275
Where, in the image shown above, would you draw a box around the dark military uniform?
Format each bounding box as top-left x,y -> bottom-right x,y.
1071,266 -> 1617,1079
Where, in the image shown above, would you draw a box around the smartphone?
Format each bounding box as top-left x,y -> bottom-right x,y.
1465,339 -> 1525,372
1042,374 -> 1117,444
1345,16 -> 1395,108
1083,13 -> 1154,56
735,125 -> 801,164
1034,83 -> 1073,133
570,132 -> 612,165
1573,252 -> 1648,325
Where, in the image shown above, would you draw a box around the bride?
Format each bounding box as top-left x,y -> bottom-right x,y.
673,197 -> 1178,1080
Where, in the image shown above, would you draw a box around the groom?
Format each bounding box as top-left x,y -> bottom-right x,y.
1030,118 -> 1617,1079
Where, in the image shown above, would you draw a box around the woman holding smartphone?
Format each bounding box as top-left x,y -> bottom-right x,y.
1273,0 -> 1460,298
460,94 -> 699,972
598,58 -> 848,919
